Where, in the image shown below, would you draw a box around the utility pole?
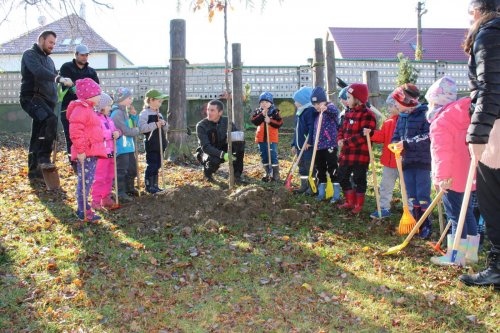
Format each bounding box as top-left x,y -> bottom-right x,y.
416,1 -> 427,60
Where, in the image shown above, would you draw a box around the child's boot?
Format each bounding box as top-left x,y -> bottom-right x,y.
431,234 -> 454,265
293,177 -> 309,194
417,208 -> 432,239
351,192 -> 365,214
272,166 -> 280,182
330,183 -> 341,203
101,196 -> 115,209
153,175 -> 164,192
126,176 -> 140,196
145,176 -> 159,194
465,234 -> 480,264
338,190 -> 355,209
117,176 -> 133,203
261,165 -> 271,182
316,183 -> 326,201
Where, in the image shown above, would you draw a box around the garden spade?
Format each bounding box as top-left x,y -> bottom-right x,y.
308,111 -> 324,194
284,135 -> 309,191
366,133 -> 381,219
265,121 -> 273,181
325,174 -> 334,199
110,138 -> 121,210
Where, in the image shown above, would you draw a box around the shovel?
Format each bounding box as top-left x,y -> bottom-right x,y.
325,174 -> 334,199
428,219 -> 452,255
388,143 -> 416,235
42,96 -> 65,190
450,157 -> 477,264
366,133 -> 381,219
133,136 -> 141,197
81,159 -> 87,221
383,188 -> 445,255
308,111 -> 324,194
284,135 -> 309,190
265,121 -> 273,181
159,115 -> 165,190
110,138 -> 121,210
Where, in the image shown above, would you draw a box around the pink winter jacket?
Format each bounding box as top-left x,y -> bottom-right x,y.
67,100 -> 107,161
97,113 -> 121,155
430,97 -> 476,192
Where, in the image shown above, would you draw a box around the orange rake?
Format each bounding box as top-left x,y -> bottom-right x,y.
388,143 -> 416,235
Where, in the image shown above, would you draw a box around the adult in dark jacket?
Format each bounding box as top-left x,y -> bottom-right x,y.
460,0 -> 500,290
196,99 -> 245,182
59,44 -> 100,170
19,30 -> 73,179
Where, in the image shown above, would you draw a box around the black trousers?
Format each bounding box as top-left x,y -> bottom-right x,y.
477,162 -> 500,247
20,96 -> 57,170
315,147 -> 338,183
145,151 -> 161,178
198,141 -> 245,177
337,164 -> 368,193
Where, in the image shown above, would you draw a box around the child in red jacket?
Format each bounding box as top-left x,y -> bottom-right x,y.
68,78 -> 107,221
337,83 -> 377,214
364,94 -> 400,219
251,92 -> 283,181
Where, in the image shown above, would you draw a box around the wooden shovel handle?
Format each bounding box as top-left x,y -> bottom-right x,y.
308,112 -> 324,178
403,189 -> 445,243
366,133 -> 381,217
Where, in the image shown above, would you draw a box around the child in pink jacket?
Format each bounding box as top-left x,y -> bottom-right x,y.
68,78 -> 107,221
91,93 -> 121,210
426,76 -> 478,266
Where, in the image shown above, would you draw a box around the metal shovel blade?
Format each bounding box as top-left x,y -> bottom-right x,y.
42,166 -> 60,190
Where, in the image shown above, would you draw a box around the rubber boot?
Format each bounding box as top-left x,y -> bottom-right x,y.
330,183 -> 341,204
316,183 -> 326,201
338,190 -> 355,209
117,176 -> 133,203
261,165 -> 271,182
448,237 -> 468,266
459,247 -> 500,289
351,193 -> 365,214
126,177 -> 140,196
153,174 -> 164,192
465,234 -> 480,264
416,207 -> 432,239
272,166 -> 280,182
431,234 -> 454,265
145,176 -> 160,194
293,177 -> 309,194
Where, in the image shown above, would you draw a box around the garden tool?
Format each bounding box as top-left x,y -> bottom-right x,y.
158,115 -> 166,190
388,143 -> 416,234
366,132 -> 381,219
308,111 -> 324,194
428,219 -> 452,255
264,121 -> 273,181
81,159 -> 87,221
133,136 -> 141,197
438,199 -> 445,235
325,174 -> 334,200
284,135 -> 309,191
110,138 -> 121,210
450,156 -> 477,264
383,188 -> 445,256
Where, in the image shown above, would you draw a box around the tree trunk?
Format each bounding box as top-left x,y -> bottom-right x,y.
232,43 -> 243,131
313,38 -> 325,88
363,70 -> 382,109
224,1 -> 234,189
168,19 -> 189,162
325,40 -> 337,102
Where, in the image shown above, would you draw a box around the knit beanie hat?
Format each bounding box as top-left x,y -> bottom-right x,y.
347,83 -> 369,104
311,86 -> 327,103
75,78 -> 101,100
259,92 -> 274,104
339,87 -> 348,101
115,87 -> 132,103
96,93 -> 113,111
385,93 -> 398,109
425,76 -> 458,108
392,83 -> 420,107
293,86 -> 313,106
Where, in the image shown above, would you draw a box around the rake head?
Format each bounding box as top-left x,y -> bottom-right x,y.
427,241 -> 446,255
398,208 -> 416,235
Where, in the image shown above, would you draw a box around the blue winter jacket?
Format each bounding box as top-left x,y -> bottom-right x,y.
391,104 -> 431,170
292,106 -> 316,150
110,104 -> 140,156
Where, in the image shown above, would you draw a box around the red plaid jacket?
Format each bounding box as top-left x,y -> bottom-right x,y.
337,104 -> 376,166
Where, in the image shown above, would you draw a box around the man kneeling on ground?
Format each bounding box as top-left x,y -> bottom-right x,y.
195,99 -> 245,182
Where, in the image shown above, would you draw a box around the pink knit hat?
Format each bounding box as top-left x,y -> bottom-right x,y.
76,78 -> 101,100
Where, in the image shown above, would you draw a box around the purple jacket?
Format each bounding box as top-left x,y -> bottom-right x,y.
313,102 -> 340,150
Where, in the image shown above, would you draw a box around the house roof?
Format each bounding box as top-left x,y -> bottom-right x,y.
0,14 -> 133,64
328,27 -> 468,62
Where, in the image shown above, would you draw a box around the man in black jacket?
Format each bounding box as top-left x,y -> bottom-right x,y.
59,44 -> 100,170
195,99 -> 245,182
20,30 -> 73,179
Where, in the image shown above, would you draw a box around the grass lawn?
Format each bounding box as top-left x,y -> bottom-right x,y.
0,130 -> 498,333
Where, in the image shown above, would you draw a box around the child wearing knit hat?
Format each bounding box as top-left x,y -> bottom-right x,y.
91,93 -> 122,210
337,83 -> 377,214
363,93 -> 401,219
67,78 -> 107,221
110,87 -> 140,202
391,83 -> 433,239
250,92 -> 284,181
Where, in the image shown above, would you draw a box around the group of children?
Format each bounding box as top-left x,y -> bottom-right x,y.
251,77 -> 479,266
66,78 -> 168,221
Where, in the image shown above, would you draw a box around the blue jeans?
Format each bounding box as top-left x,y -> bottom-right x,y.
258,142 -> 278,166
442,190 -> 478,238
403,168 -> 431,209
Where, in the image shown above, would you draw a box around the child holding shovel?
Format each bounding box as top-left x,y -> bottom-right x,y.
110,87 -> 140,202
67,78 -> 107,221
391,83 -> 432,239
363,94 -> 400,219
139,89 -> 168,194
425,77 -> 479,266
250,92 -> 283,182
310,87 -> 340,202
91,93 -> 121,210
337,83 -> 376,214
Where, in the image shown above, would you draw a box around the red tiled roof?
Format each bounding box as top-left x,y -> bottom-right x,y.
0,14 -> 132,63
329,27 -> 468,62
